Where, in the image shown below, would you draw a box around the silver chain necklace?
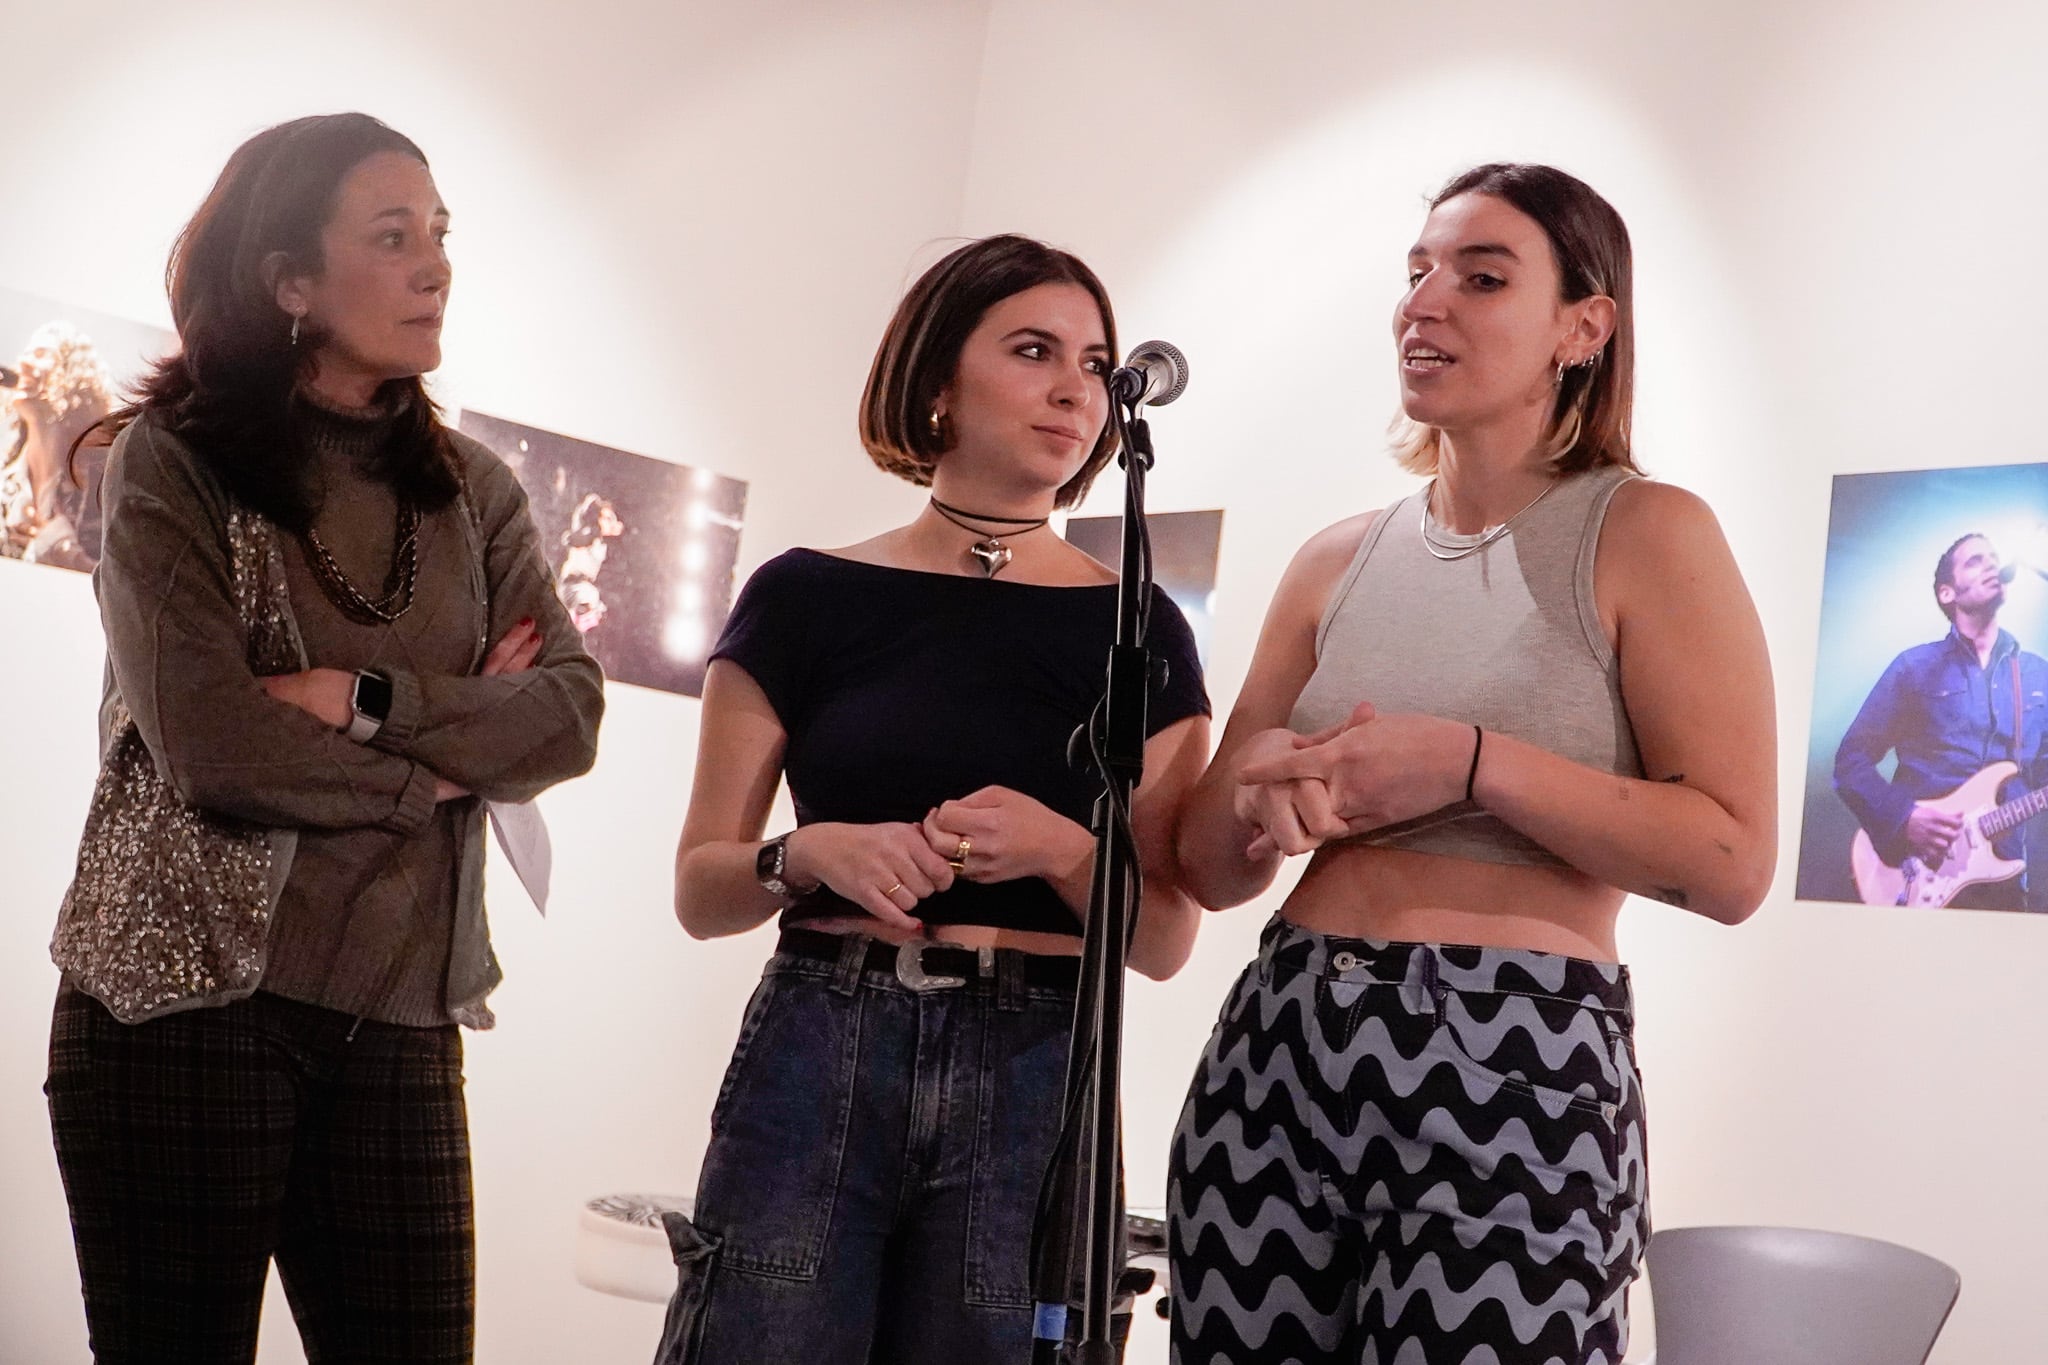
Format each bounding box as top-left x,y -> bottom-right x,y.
1418,477 -> 1558,561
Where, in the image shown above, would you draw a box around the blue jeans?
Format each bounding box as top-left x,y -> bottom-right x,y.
655,933 -> 1081,1364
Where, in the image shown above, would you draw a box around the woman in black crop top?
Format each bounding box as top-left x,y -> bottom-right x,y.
655,235 -> 1211,1364
1166,166 -> 1775,1364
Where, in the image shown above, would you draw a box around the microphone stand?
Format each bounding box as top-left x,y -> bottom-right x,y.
1029,386 -> 1157,1364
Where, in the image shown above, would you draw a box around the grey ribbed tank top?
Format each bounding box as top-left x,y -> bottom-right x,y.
1289,464 -> 1643,868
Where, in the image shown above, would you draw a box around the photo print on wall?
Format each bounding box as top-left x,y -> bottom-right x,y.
0,288 -> 174,575
457,410 -> 746,698
1797,463 -> 2048,913
1063,508 -> 1224,668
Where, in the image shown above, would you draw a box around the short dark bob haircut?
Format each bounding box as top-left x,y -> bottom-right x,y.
103,112 -> 459,532
1393,162 -> 1638,478
859,234 -> 1119,510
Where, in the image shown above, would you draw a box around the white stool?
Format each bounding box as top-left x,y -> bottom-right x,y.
575,1193 -> 694,1303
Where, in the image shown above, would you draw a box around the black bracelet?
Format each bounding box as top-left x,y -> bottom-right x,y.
1465,725 -> 1484,803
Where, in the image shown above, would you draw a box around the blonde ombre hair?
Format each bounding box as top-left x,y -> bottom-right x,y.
1391,164 -> 1638,478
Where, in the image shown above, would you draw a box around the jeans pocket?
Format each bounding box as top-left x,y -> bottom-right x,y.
653,1213 -> 721,1365
709,974 -> 781,1133
694,975 -> 856,1279
965,995 -> 1070,1308
1430,990 -> 1625,1185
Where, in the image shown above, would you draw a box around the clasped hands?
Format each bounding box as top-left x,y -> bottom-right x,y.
1233,701 -> 1476,860
782,786 -> 1087,934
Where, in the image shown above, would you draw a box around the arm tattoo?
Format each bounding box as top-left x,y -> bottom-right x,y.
1653,886 -> 1690,908
1660,773 -> 1686,784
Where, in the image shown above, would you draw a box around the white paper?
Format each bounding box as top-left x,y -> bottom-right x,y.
487,799 -> 553,915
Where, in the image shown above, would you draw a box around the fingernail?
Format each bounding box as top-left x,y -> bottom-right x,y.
519,617 -> 535,630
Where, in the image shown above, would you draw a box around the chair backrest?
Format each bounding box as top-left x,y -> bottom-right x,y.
1645,1225 -> 1960,1365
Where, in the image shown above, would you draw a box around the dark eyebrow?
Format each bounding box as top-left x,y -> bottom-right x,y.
368,205 -> 451,224
1407,242 -> 1521,263
1001,326 -> 1109,353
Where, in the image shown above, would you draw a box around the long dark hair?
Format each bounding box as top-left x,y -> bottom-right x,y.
98,112 -> 459,530
859,234 -> 1120,510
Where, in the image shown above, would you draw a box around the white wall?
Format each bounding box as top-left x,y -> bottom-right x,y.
4,2 -> 2042,1362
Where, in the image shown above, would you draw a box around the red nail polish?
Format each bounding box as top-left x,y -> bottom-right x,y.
519,617 -> 535,629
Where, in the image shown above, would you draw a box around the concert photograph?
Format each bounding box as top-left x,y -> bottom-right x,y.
1797,462 -> 2048,913
0,289 -> 173,576
457,409 -> 746,699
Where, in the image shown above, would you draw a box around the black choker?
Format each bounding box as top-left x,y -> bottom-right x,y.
928,496 -> 1050,577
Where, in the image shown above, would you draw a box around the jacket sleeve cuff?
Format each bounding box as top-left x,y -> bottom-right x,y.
378,761 -> 440,835
370,669 -> 423,754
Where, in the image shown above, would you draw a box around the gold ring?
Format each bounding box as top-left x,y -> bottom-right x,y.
882,881 -> 905,897
955,837 -> 973,863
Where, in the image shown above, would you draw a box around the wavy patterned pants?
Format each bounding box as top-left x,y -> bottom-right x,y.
1168,919 -> 1647,1365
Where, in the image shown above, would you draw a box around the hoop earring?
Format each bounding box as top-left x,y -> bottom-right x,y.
927,407 -> 944,439
1554,358 -> 1568,386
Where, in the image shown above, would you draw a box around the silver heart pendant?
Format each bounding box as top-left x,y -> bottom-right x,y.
968,537 -> 1012,577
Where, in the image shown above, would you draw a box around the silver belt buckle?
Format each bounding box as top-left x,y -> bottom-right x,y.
895,939 -> 966,991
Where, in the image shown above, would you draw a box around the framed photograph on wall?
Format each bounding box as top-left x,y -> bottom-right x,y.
0,288 -> 174,575
1797,463 -> 2048,914
458,410 -> 746,699
1063,508 -> 1223,668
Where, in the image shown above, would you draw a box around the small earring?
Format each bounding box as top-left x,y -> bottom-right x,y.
1554,358 -> 1568,385
927,407 -> 943,438
289,314 -> 301,347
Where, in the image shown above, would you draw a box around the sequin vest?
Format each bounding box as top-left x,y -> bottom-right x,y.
51,506 -> 306,1024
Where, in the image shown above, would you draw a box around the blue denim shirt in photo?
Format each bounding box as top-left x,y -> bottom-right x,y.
1833,627 -> 2048,865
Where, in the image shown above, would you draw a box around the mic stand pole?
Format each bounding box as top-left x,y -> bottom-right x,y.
1028,394 -> 1155,1364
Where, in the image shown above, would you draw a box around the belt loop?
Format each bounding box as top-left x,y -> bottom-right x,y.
831,934 -> 867,997
1415,947 -> 1445,1020
1257,919 -> 1285,983
996,949 -> 1025,1012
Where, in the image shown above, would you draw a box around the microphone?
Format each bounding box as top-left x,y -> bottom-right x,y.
1109,340 -> 1188,408
2000,562 -> 2021,584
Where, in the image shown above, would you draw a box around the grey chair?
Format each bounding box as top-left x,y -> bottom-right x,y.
1643,1224 -> 1960,1365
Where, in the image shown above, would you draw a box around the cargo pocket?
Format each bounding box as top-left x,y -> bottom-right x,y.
652,1212 -> 721,1364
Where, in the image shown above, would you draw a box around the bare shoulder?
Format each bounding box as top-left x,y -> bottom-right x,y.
1278,509 -> 1383,612
1598,475 -> 1755,635
813,529 -> 902,566
1602,477 -> 1726,560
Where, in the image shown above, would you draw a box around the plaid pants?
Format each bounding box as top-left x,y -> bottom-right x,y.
45,984 -> 475,1365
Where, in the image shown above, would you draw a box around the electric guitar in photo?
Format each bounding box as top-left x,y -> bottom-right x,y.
1850,760 -> 2048,907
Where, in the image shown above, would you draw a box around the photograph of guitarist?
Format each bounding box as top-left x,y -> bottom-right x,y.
1834,532 -> 2048,910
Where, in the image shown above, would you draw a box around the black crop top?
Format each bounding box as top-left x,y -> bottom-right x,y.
711,548 -> 1210,935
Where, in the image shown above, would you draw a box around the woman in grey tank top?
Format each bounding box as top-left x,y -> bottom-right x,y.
1166,164 -> 1776,1365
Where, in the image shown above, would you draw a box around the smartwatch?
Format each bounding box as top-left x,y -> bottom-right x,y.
344,669 -> 393,743
755,832 -> 814,900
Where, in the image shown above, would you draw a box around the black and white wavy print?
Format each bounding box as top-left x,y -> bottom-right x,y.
1167,926 -> 1647,1365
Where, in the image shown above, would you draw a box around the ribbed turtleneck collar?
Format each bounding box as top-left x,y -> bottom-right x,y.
295,385 -> 411,469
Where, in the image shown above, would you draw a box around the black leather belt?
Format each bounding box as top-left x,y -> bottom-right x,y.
776,928 -> 1080,992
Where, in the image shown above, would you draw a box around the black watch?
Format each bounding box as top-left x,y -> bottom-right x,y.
344,670 -> 393,743
755,832 -> 812,900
